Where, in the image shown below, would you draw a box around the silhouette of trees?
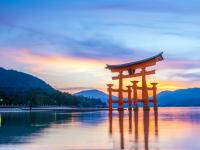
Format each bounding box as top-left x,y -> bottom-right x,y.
0,88 -> 106,108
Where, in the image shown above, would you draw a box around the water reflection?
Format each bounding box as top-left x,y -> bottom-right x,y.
119,110 -> 124,149
0,112 -> 71,144
109,110 -> 113,135
109,110 -> 159,150
128,110 -> 132,133
134,111 -> 139,150
0,111 -> 105,144
0,108 -> 199,150
143,111 -> 150,150
154,110 -> 158,137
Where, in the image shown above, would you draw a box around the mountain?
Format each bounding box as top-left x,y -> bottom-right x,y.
158,88 -> 200,106
75,88 -> 200,107
0,67 -> 54,94
75,89 -> 119,107
75,89 -> 112,103
0,67 -> 106,107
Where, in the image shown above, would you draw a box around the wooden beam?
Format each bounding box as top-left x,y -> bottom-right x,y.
112,70 -> 155,80
137,87 -> 153,90
109,60 -> 156,73
112,100 -> 128,103
112,89 -> 119,92
112,89 -> 128,92
137,99 -> 144,102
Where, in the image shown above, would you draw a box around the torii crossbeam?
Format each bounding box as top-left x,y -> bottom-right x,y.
106,52 -> 164,111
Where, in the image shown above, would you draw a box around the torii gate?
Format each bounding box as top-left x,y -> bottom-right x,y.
106,52 -> 164,111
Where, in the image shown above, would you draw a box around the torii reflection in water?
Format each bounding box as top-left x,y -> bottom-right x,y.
108,110 -> 159,150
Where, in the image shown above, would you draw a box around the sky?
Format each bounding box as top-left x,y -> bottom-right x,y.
0,0 -> 200,93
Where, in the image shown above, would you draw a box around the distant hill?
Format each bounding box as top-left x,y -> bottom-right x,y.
75,88 -> 200,107
75,89 -> 117,103
0,67 -> 54,94
75,89 -> 118,107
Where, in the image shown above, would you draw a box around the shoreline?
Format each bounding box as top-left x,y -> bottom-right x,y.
0,106 -> 109,112
0,106 -> 199,112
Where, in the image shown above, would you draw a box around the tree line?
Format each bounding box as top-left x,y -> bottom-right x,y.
0,88 -> 107,108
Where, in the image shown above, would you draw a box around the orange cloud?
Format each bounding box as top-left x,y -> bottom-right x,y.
0,49 -> 111,89
1,49 -> 199,94
6,49 -> 104,72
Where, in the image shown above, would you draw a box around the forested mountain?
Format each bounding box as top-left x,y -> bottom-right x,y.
0,67 -> 54,94
0,67 -> 106,107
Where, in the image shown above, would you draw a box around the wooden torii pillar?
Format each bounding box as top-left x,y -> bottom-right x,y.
151,83 -> 158,110
141,68 -> 149,110
118,71 -> 124,110
131,81 -> 139,111
107,84 -> 113,110
106,52 -> 163,111
127,85 -> 132,110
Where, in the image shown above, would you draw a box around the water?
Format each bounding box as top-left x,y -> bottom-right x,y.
0,107 -> 199,150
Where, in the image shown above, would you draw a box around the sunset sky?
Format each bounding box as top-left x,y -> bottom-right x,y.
0,0 -> 200,93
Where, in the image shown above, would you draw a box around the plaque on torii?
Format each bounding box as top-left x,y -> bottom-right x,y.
106,52 -> 164,111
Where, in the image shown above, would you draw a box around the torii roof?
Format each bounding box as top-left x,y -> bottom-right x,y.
106,52 -> 163,70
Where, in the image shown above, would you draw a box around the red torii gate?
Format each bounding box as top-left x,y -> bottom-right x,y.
106,52 -> 164,111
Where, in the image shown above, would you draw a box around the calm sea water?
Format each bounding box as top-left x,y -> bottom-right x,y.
0,107 -> 199,150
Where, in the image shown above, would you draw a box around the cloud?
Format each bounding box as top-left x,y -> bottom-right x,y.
173,72 -> 200,82
59,86 -> 94,91
1,0 -> 200,64
58,86 -> 95,94
159,59 -> 200,70
66,38 -> 140,60
0,48 -> 105,71
0,20 -> 145,62
0,0 -> 200,91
